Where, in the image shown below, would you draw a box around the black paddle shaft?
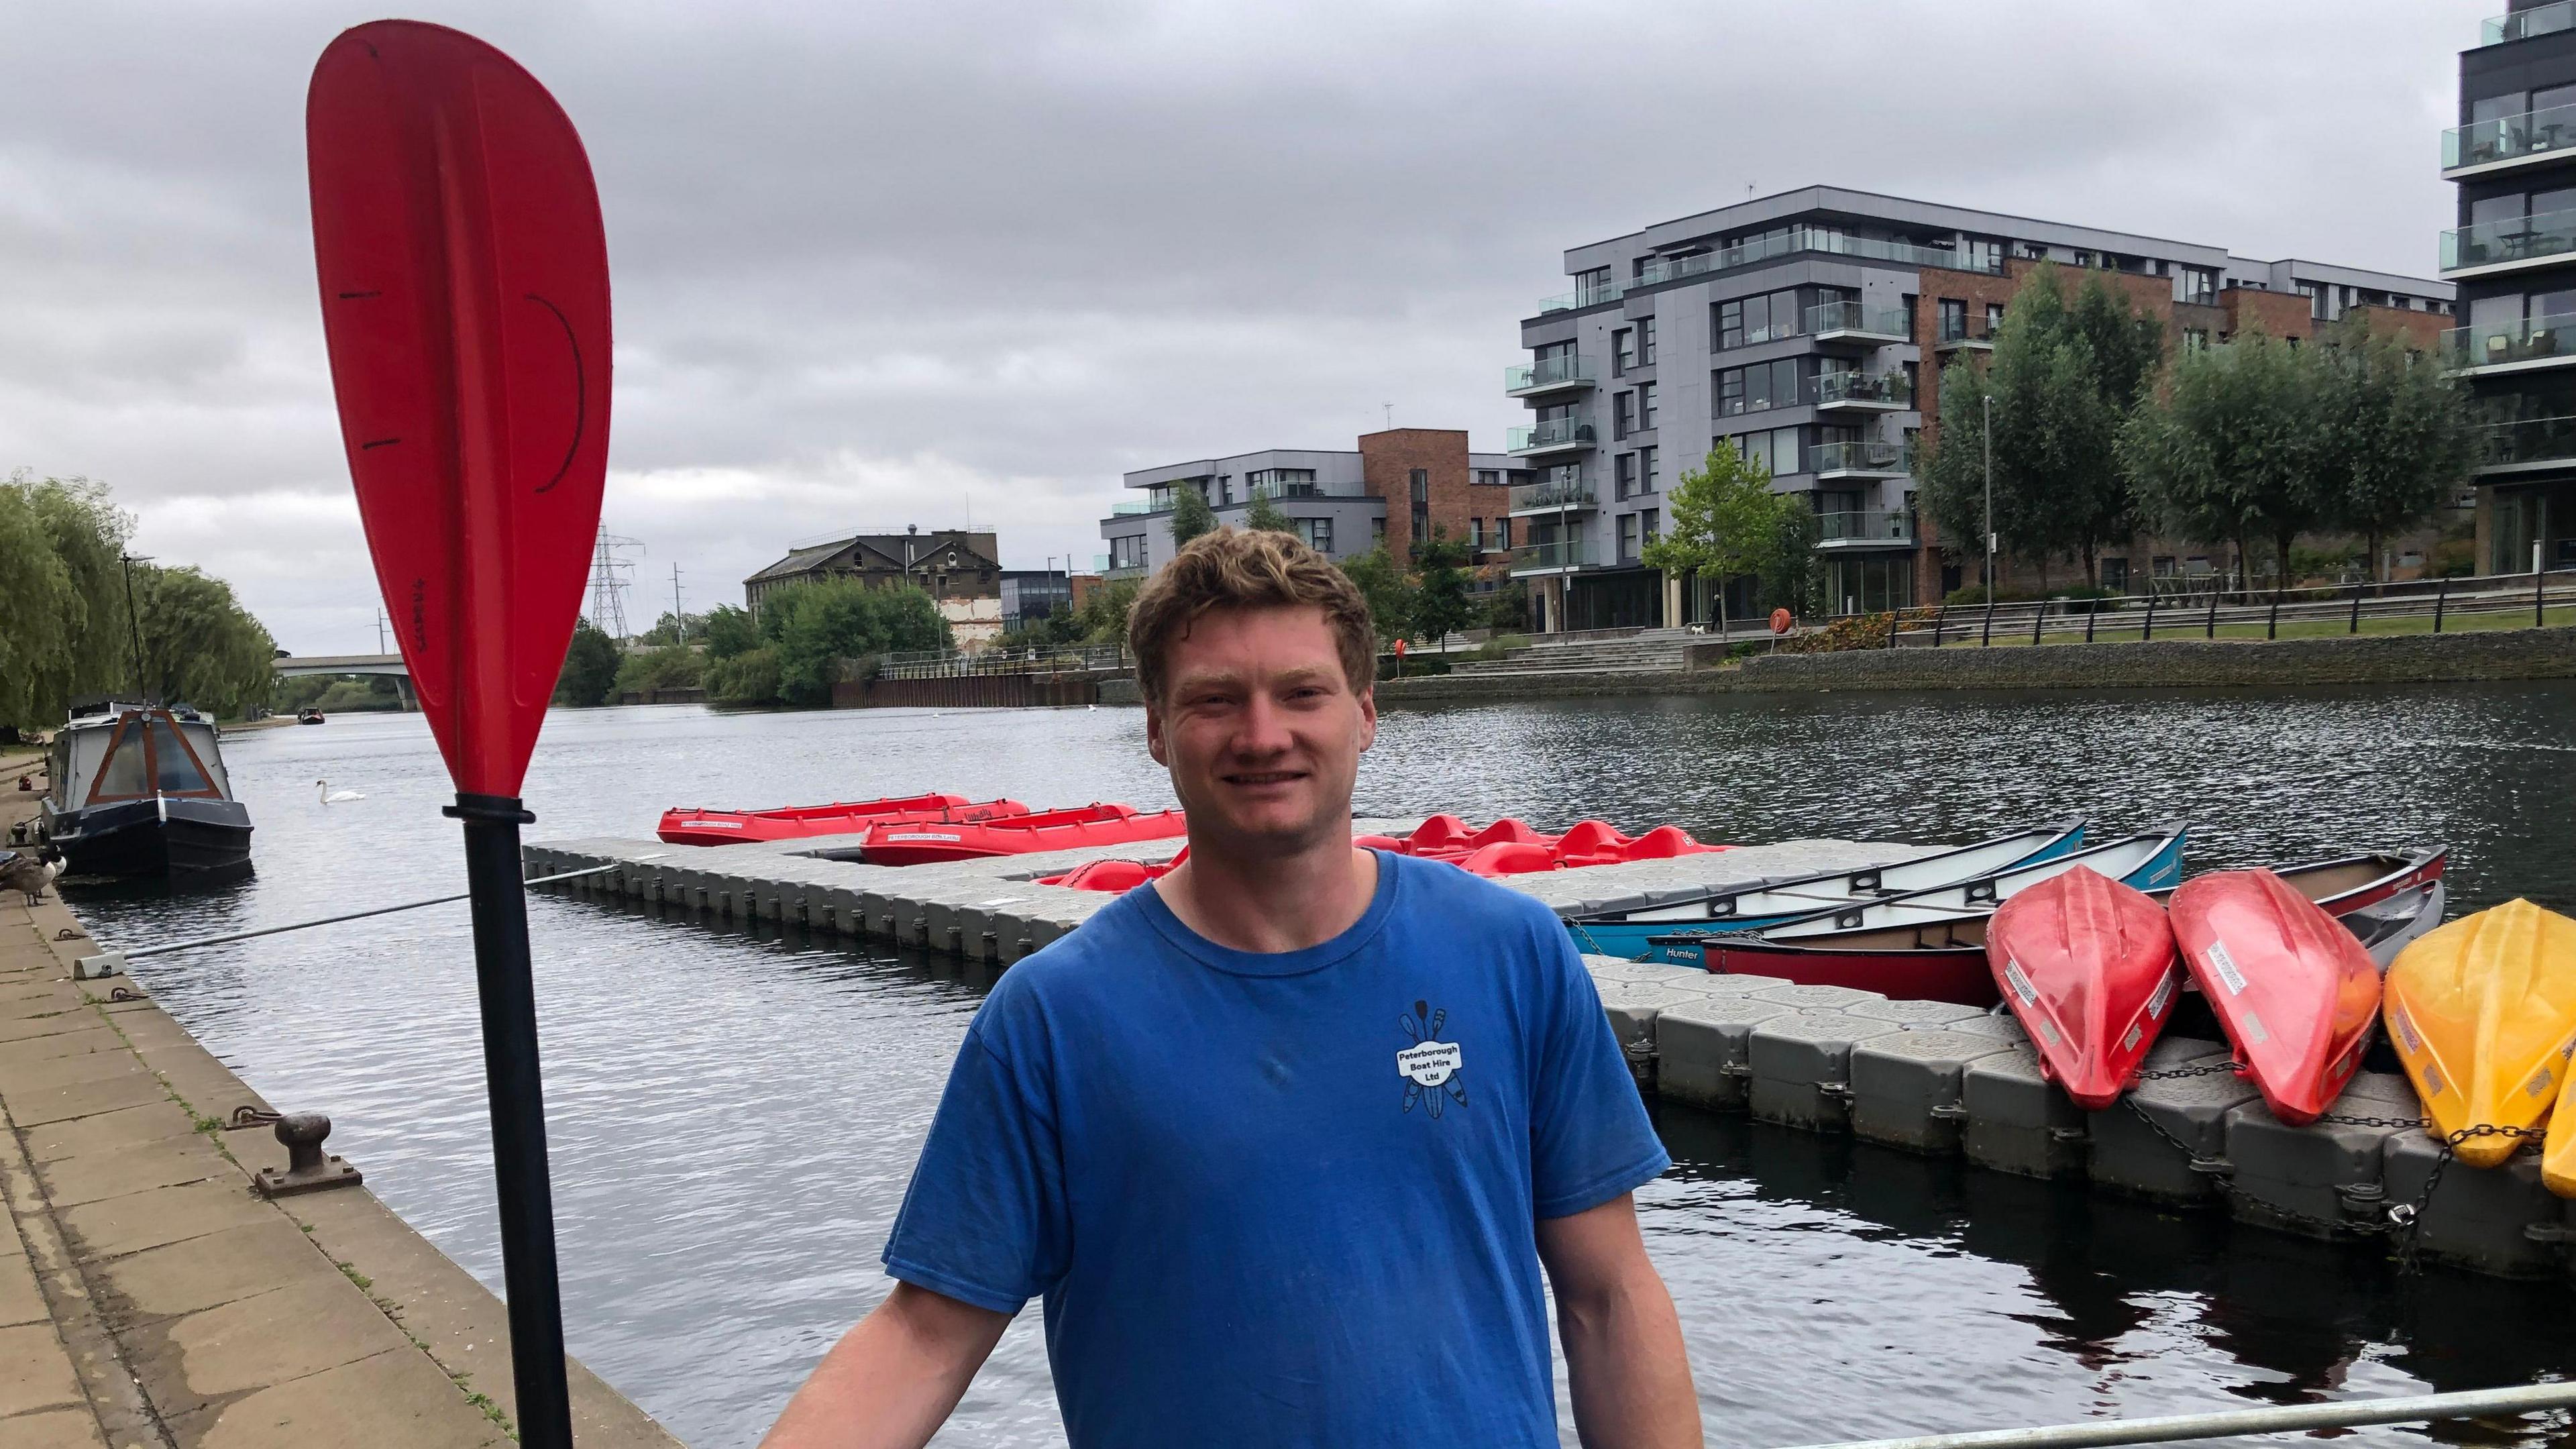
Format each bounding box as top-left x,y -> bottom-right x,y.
448,792 -> 574,1449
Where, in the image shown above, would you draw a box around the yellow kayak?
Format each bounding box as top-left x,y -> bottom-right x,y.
2382,900 -> 2576,1171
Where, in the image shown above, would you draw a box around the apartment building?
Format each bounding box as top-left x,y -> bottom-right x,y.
1099,430 -> 1525,579
743,526 -> 1006,648
2450,0 -> 2576,574
1511,186 -> 2453,628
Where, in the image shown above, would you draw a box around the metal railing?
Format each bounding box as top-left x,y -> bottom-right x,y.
869,642 -> 1132,680
1505,354 -> 1596,391
1508,478 -> 1598,511
1788,1378 -> 2576,1449
1813,370 -> 1913,408
1807,300 -> 1912,339
1811,440 -> 1911,475
2479,413 -> 2576,469
1509,538 -> 1595,573
1879,570 -> 2575,649
2446,100 -> 2576,168
1815,509 -> 1915,545
2442,205 -> 2576,271
1937,314 -> 2001,346
1537,229 -> 1999,314
1240,480 -> 1365,501
2447,313 -> 2576,369
1509,418 -> 1597,453
2484,0 -> 2575,44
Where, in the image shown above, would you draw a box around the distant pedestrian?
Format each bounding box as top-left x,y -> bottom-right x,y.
763,527 -> 1700,1448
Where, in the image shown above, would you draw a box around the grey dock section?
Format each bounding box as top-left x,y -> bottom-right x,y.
521,829 -> 2576,1283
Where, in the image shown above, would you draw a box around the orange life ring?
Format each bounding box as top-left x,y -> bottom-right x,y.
1768,608 -> 1792,635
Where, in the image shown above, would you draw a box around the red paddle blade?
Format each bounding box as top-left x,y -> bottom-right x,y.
307,21 -> 611,798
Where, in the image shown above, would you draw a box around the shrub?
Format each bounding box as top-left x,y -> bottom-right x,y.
705,647 -> 782,706
614,644 -> 704,697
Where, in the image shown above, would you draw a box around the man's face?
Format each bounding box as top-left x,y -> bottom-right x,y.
1146,604 -> 1376,858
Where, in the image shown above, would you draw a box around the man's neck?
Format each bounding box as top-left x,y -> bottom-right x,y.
1154,824 -> 1379,955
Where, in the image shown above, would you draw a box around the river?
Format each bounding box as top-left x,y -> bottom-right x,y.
66,684 -> 2576,1448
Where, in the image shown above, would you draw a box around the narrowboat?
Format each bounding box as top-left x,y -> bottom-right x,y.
37,702 -> 254,882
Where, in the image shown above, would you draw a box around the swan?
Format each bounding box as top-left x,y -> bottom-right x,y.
317,779 -> 365,804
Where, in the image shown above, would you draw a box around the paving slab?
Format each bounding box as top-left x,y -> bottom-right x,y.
1,1407 -> 109,1448
173,1346 -> 507,1449
19,1101 -> 199,1165
0,1319 -> 88,1417
93,1217 -> 331,1325
55,1177 -> 274,1260
4,1064 -> 170,1128
33,1130 -> 231,1209
136,1277 -> 417,1421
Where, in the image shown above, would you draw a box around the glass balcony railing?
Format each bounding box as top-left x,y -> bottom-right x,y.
1807,300 -> 1913,339
1937,315 -> 2002,346
1508,419 -> 1597,453
1813,371 -> 1913,407
2479,414 -> 2576,468
1811,440 -> 1911,475
1238,480 -> 1366,502
2445,313 -> 2576,368
1505,354 -> 1598,392
1535,227 -> 2002,314
1507,479 -> 1598,511
2446,101 -> 2576,169
2441,205 -> 2576,272
1815,509 -> 1917,545
1103,562 -> 1148,580
2484,1 -> 2575,45
1510,539 -> 1595,573
1110,499 -> 1165,515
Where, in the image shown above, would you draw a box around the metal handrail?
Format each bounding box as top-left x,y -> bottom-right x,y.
1878,570 -> 2573,647
1782,1379 -> 2576,1449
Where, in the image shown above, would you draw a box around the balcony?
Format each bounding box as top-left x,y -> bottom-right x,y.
2445,313 -> 2576,373
1537,280 -> 1626,314
1239,480 -> 1366,502
1507,479 -> 1599,515
1102,563 -> 1148,581
1807,301 -> 1912,345
1529,227 -> 2001,317
1813,370 -> 1913,412
1935,315 -> 2001,351
1508,418 -> 1597,458
1505,354 -> 1599,396
2483,1 -> 2575,45
2475,414 -> 2576,473
2445,101 -> 2576,177
1814,509 -> 1917,549
1109,499 -> 1166,516
2441,206 -> 2576,277
1812,440 -> 1911,479
1509,538 -> 1595,575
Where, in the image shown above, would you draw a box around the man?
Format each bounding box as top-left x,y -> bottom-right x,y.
764,528 -> 1700,1448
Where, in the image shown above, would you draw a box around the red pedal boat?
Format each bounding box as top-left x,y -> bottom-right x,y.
1354,815 -> 1728,874
1984,866 -> 2182,1110
860,802 -> 1187,866
657,794 -> 1027,847
2169,868 -> 2384,1125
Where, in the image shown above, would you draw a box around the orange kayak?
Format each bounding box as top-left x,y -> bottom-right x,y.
2171,868 -> 2382,1126
1984,866 -> 2181,1110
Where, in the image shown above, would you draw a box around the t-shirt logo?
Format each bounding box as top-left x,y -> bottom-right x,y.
1398,999 -> 1466,1118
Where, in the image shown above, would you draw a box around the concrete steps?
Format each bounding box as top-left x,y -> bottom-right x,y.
1448,630 -> 1697,676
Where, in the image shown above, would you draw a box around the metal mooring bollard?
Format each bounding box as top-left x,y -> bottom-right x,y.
251,1112 -> 366,1199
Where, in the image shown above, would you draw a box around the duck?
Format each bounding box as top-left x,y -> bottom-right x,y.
1,849 -> 62,906
317,780 -> 366,804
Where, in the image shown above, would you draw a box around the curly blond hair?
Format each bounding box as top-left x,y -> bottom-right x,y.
1127,527 -> 1375,706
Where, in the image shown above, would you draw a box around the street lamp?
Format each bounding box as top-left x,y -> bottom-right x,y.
1982,392 -> 1997,645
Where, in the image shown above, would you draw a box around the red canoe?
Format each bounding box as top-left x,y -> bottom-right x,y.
1356,815 -> 1729,872
859,802 -> 1187,866
1984,866 -> 2182,1110
2169,868 -> 2384,1125
657,794 -> 1027,847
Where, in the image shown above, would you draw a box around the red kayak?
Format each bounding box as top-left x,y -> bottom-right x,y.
2169,868 -> 2384,1125
860,802 -> 1187,866
658,794 -> 1027,846
1356,815 -> 1729,872
1984,866 -> 2182,1110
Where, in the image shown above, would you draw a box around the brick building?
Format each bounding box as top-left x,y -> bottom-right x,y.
743,527 -> 1006,649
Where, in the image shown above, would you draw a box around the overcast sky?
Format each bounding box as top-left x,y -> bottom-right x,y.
4,1 -> 2489,653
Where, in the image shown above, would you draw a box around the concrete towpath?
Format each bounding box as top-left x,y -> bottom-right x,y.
2,753 -> 684,1446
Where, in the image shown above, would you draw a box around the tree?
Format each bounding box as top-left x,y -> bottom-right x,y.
759,579 -> 955,706
1336,548 -> 1416,648
614,643 -> 706,698
129,565 -> 275,717
553,619 -> 622,706
2312,321 -> 2479,580
1641,445 -> 1784,635
698,604 -> 760,659
1170,484 -> 1218,547
1408,528 -> 1476,651
2121,325 -> 2317,583
1076,578 -> 1140,646
1243,493 -> 1296,534
0,482 -> 76,732
636,610 -> 705,646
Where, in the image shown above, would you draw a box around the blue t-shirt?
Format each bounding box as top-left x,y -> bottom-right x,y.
881,850 -> 1670,1448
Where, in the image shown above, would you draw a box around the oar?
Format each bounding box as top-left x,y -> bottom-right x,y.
307,23 -> 614,1449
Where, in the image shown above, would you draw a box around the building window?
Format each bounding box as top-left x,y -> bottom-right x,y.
1111,535 -> 1148,570
1613,328 -> 1634,376
1639,315 -> 1657,366
1715,288 -> 1801,350
2184,327 -> 2210,352
1640,445 -> 1659,494
1300,517 -> 1334,555
1497,517 -> 1512,550
1373,517 -> 1386,544
1638,380 -> 1658,430
1715,360 -> 1801,415
2298,280 -> 2326,320
1409,468 -> 1429,502
1619,512 -> 1640,563
1470,517 -> 1485,550
2101,557 -> 2130,592
1731,426 -> 1802,478
1615,452 -> 1638,500
1614,390 -> 1635,439
1963,236 -> 2002,273
1642,508 -> 1660,545
1477,469 -> 1499,487
1937,299 -> 1968,341
1984,303 -> 2006,334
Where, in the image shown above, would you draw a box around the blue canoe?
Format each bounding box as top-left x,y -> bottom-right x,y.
1562,818 -> 2086,964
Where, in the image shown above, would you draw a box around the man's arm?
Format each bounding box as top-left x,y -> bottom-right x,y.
1536,1194 -> 1703,1449
759,1283 -> 1014,1449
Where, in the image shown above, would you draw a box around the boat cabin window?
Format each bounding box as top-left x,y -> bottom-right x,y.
91,716 -> 152,800
146,718 -> 213,794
